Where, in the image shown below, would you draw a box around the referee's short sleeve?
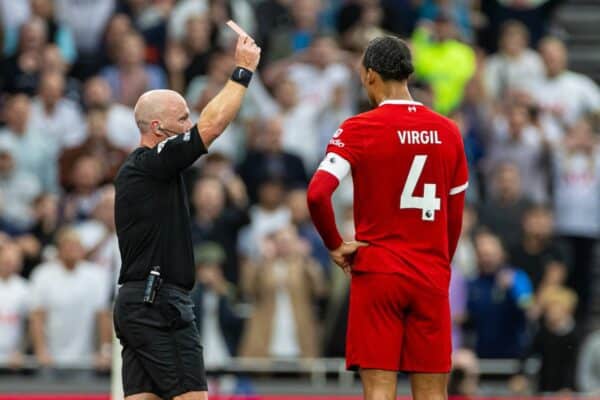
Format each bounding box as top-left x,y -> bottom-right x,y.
136,125 -> 207,179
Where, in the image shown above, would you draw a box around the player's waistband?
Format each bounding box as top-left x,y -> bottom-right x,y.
119,280 -> 190,296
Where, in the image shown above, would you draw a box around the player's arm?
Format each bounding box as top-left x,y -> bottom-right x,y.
307,153 -> 366,273
447,189 -> 465,260
197,35 -> 260,148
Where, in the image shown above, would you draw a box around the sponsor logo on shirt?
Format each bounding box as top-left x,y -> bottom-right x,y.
183,131 -> 191,141
329,138 -> 345,148
333,128 -> 343,138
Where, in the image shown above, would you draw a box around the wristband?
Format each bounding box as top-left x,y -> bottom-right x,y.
230,66 -> 253,87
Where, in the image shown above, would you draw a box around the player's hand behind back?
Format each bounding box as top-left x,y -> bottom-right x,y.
235,35 -> 261,72
330,241 -> 368,276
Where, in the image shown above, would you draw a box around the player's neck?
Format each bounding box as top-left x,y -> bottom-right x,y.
378,84 -> 413,105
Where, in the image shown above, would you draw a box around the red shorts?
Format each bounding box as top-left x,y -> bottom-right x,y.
346,271 -> 451,373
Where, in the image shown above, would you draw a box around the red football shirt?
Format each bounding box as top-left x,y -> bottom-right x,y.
325,100 -> 468,292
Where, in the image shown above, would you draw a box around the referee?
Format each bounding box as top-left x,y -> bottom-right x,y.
113,35 -> 260,400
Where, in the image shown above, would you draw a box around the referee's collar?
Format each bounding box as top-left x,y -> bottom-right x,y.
379,99 -> 423,107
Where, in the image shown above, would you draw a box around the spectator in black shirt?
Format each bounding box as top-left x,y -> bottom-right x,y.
509,205 -> 568,289
526,287 -> 579,393
479,163 -> 532,249
191,176 -> 249,285
113,35 -> 260,400
2,18 -> 47,95
238,116 -> 308,203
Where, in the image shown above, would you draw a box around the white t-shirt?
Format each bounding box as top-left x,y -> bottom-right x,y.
553,150 -> 600,238
0,0 -> 30,29
484,50 -> 544,99
74,220 -> 121,290
29,98 -> 86,152
287,63 -> 354,113
0,169 -> 42,229
167,0 -> 208,41
0,275 -> 29,361
30,261 -> 110,366
526,71 -> 600,127
281,102 -> 320,171
106,104 -> 140,151
201,291 -> 231,369
54,0 -> 115,52
238,206 -> 291,259
269,261 -> 300,358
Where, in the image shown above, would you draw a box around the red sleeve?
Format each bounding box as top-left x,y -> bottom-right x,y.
306,170 -> 343,251
447,191 -> 465,260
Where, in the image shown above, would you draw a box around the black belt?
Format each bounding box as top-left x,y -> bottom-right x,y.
120,280 -> 190,295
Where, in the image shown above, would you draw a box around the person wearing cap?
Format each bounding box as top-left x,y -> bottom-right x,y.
190,242 -> 243,370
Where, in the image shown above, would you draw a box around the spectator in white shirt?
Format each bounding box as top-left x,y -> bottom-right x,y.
238,179 -> 291,260
53,0 -> 115,54
0,242 -> 29,369
29,71 -> 86,152
0,95 -> 56,193
273,78 -> 320,171
552,117 -> 600,319
527,37 -> 600,131
0,135 -> 42,230
0,0 -> 30,29
29,228 -> 112,369
75,186 -> 120,289
83,76 -> 139,151
484,20 -> 545,100
486,103 -> 551,203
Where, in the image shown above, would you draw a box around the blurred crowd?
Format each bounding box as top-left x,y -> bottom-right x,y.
0,0 -> 599,396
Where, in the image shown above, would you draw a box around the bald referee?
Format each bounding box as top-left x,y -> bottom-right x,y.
113,34 -> 260,400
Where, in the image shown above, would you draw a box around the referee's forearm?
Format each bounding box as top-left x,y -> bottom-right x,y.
197,79 -> 247,148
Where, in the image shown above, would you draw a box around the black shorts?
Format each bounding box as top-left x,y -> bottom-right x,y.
113,282 -> 207,398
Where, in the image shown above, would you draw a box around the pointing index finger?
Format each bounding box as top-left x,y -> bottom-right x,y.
227,20 -> 252,40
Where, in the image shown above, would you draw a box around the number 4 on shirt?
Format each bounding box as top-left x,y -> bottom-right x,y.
400,155 -> 440,221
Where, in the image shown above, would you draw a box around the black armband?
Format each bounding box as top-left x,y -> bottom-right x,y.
230,66 -> 253,87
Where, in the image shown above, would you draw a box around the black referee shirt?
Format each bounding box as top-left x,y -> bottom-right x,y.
114,126 -> 207,290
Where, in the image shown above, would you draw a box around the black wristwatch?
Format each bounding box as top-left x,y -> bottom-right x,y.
230,66 -> 253,87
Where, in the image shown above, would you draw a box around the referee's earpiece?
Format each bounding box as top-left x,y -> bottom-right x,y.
157,126 -> 169,137
157,125 -> 174,138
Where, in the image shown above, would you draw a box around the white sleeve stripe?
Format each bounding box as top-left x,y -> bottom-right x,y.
449,182 -> 469,195
317,153 -> 351,182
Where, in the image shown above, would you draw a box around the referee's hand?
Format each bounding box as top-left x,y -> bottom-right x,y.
235,35 -> 261,72
330,241 -> 369,276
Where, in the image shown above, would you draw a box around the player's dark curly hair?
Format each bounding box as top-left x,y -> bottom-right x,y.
362,36 -> 414,82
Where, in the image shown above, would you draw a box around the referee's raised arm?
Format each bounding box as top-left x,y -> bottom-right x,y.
196,34 -> 261,147
129,35 -> 260,180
